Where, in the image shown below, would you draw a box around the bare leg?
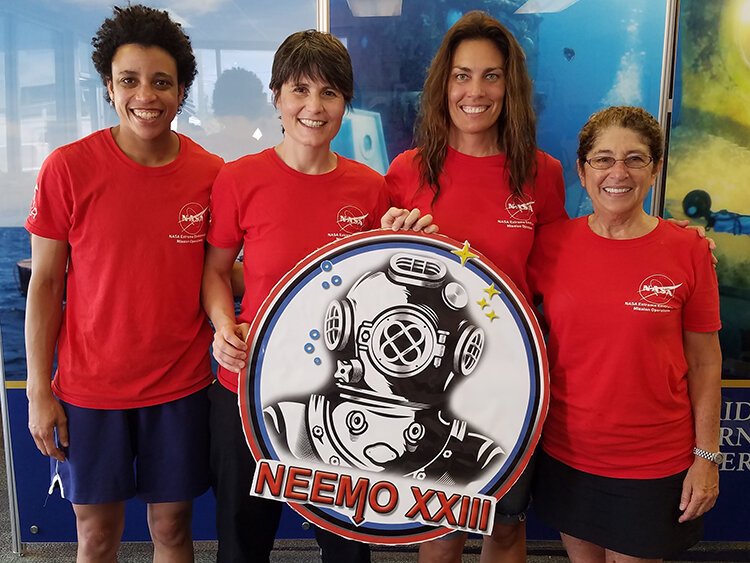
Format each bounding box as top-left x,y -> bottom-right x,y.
418,533 -> 467,563
605,548 -> 661,563
73,502 -> 126,563
147,501 -> 194,563
479,521 -> 525,563
562,532 -> 662,563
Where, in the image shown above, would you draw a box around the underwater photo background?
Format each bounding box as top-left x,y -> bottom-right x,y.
664,0 -> 750,380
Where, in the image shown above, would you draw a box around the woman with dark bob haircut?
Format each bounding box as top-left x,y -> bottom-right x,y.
202,29 -> 434,563
386,10 -> 566,560
25,4 -> 222,562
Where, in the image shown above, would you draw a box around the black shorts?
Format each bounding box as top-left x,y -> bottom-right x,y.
532,450 -> 703,559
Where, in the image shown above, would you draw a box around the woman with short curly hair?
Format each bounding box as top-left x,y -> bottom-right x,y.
25,5 -> 222,562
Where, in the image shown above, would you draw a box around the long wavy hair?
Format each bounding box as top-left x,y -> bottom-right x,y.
415,11 -> 536,197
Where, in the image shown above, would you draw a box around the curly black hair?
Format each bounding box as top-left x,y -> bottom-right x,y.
92,4 -> 197,108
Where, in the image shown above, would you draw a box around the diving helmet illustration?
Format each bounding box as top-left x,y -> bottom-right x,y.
265,252 -> 503,484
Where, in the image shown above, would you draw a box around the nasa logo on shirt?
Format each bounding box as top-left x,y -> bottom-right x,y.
178,202 -> 207,235
168,201 -> 208,244
336,205 -> 369,233
638,274 -> 683,305
624,273 -> 682,313
28,185 -> 39,220
498,194 -> 535,230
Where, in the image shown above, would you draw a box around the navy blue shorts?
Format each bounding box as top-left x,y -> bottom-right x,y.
440,454 -> 534,540
50,388 -> 210,505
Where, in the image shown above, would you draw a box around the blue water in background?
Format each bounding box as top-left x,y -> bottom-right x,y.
332,0 -> 665,219
0,228 -> 30,380
534,0 -> 664,218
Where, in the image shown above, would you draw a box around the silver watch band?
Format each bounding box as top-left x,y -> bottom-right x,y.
693,446 -> 723,464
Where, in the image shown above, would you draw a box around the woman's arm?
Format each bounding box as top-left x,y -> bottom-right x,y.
678,329 -> 722,522
201,243 -> 248,373
25,235 -> 69,461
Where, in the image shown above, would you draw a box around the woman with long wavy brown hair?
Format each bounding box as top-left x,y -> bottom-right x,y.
415,13 -> 537,200
385,10 -> 567,562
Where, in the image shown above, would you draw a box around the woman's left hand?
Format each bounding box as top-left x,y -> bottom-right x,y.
381,207 -> 439,233
678,458 -> 719,522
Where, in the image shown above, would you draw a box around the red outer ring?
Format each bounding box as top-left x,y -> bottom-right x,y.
238,230 -> 549,545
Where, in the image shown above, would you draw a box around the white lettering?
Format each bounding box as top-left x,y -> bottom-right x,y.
507,201 -> 535,212
338,213 -> 368,226
720,452 -> 750,471
719,426 -> 750,447
640,283 -> 682,297
722,401 -> 750,421
181,213 -> 205,224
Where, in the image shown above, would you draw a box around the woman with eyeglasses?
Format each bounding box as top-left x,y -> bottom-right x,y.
528,106 -> 722,562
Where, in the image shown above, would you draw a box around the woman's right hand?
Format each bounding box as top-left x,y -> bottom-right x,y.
28,390 -> 68,462
212,321 -> 251,373
381,207 -> 439,233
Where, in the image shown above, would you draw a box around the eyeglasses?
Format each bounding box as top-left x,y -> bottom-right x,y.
585,155 -> 654,170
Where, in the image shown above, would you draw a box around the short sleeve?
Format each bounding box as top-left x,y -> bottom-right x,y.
367,176 -> 391,231
24,150 -> 74,241
207,164 -> 243,249
527,221 -> 556,304
535,153 -> 568,227
682,238 -> 721,333
385,151 -> 414,210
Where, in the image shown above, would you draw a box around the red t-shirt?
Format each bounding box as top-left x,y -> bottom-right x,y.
25,129 -> 223,409
385,147 -> 567,302
528,217 -> 721,478
208,148 -> 389,393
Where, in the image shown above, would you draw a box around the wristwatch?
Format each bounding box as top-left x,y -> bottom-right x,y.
693,446 -> 725,465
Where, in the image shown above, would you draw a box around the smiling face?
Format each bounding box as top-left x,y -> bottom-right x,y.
274,76 -> 346,154
447,38 -> 506,152
106,43 -> 183,151
578,126 -> 661,218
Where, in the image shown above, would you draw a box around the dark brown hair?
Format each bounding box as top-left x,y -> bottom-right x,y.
577,106 -> 664,165
415,10 -> 536,197
269,30 -> 354,106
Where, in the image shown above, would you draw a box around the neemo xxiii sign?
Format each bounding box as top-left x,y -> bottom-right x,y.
240,231 -> 548,545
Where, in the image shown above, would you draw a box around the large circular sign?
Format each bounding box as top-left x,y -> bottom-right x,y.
239,231 -> 548,544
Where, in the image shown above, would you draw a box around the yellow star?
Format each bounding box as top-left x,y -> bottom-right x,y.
484,284 -> 501,300
485,310 -> 499,321
451,241 -> 478,267
476,298 -> 489,309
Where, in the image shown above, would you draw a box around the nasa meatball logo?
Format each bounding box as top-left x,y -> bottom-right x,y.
240,232 -> 548,545
504,194 -> 535,221
28,185 -> 39,220
638,274 -> 682,305
178,202 -> 207,235
336,205 -> 368,234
